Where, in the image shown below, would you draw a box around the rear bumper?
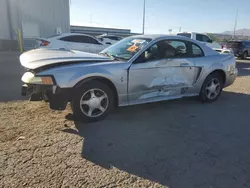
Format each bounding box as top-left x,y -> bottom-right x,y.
21,84 -> 72,110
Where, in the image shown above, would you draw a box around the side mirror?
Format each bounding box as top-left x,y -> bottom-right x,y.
106,42 -> 111,45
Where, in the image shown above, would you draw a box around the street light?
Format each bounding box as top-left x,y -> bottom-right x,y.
142,0 -> 145,34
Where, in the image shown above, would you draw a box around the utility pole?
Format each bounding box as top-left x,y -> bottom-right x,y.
142,0 -> 146,34
233,9 -> 238,39
179,27 -> 181,32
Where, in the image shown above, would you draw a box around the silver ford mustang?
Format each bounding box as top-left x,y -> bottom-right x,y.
20,35 -> 238,122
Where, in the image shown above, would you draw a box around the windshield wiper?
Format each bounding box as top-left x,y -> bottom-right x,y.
99,52 -> 124,61
99,52 -> 114,59
110,54 -> 127,61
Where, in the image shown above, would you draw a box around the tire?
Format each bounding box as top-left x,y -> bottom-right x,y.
70,80 -> 115,122
241,52 -> 248,60
199,72 -> 223,103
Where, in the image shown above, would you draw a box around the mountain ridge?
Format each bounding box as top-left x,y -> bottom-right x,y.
222,28 -> 250,36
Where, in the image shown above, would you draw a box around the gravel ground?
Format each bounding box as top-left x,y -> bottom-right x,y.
1,56 -> 250,188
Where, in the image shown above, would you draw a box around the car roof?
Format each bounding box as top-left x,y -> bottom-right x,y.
98,34 -> 120,37
129,34 -> 195,41
177,32 -> 210,35
50,33 -> 95,39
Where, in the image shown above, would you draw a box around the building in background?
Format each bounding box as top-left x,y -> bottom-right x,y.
0,0 -> 70,50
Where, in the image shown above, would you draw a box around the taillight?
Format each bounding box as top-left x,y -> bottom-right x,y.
40,40 -> 50,46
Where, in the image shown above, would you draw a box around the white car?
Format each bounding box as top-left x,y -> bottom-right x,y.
213,48 -> 232,54
97,34 -> 123,45
36,33 -> 110,53
177,32 -> 222,49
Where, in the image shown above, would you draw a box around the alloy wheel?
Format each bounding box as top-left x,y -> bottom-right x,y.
79,88 -> 109,117
205,78 -> 221,100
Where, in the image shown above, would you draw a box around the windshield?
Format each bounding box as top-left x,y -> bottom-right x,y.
226,41 -> 243,48
177,33 -> 191,38
101,37 -> 152,60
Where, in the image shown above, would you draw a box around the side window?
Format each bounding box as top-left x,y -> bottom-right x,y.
136,40 -> 189,63
192,43 -> 204,57
60,35 -> 101,44
243,41 -> 250,47
196,34 -> 203,42
60,36 -> 80,42
84,37 -> 101,45
196,34 -> 211,43
202,35 -> 211,43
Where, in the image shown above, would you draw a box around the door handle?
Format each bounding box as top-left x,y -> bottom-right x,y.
180,63 -> 190,67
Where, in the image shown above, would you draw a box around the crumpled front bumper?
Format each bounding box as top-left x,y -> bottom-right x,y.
21,84 -> 72,110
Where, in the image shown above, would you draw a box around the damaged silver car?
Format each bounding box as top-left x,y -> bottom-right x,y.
20,35 -> 238,122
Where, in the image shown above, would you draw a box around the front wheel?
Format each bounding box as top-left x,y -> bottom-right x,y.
199,73 -> 223,102
71,80 -> 114,122
241,52 -> 248,60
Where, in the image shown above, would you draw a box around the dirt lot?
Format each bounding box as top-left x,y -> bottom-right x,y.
1,53 -> 250,188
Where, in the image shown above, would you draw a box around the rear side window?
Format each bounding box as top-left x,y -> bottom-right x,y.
191,43 -> 204,57
177,33 -> 191,38
196,34 -> 211,42
60,35 -> 82,43
86,37 -> 101,44
60,35 -> 101,44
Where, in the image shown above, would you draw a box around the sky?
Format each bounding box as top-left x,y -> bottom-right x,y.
70,0 -> 250,34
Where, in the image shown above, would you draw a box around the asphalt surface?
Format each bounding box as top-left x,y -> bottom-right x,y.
0,52 -> 26,101
1,52 -> 250,187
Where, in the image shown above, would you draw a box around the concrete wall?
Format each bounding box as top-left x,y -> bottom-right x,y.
0,0 -> 11,39
0,0 -> 70,50
9,0 -> 70,39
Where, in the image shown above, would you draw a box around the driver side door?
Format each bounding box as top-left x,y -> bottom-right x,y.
128,39 -> 197,105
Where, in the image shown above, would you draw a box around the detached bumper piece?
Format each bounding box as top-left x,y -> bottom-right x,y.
47,92 -> 69,110
21,84 -> 72,111
21,84 -> 33,96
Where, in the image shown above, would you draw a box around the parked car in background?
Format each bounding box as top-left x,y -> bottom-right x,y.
223,40 -> 250,59
36,33 -> 110,53
97,34 -> 123,45
20,35 -> 237,122
177,32 -> 222,49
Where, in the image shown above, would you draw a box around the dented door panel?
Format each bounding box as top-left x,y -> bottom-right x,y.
128,58 -> 199,104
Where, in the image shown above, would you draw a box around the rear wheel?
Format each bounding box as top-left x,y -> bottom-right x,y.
71,80 -> 114,122
199,73 -> 223,102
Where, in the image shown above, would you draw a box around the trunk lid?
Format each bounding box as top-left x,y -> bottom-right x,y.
20,48 -> 111,69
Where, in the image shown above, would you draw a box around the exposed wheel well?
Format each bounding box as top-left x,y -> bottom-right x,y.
74,77 -> 119,107
209,70 -> 226,85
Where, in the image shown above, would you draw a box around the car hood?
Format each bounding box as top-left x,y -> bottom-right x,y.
20,48 -> 112,69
